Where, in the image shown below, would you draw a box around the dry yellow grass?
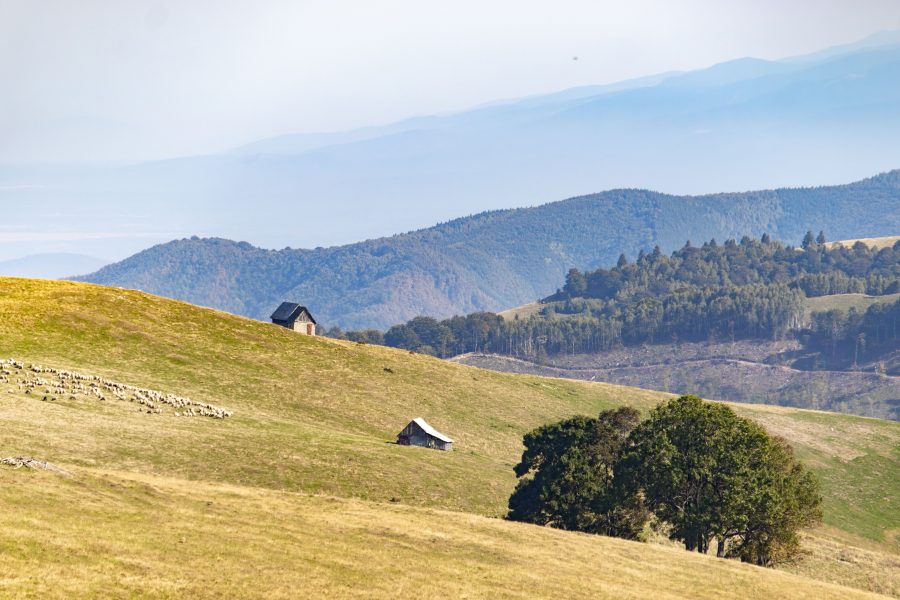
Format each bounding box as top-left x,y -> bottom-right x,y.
498,301 -> 544,321
825,236 -> 900,250
0,277 -> 664,515
783,532 -> 900,597
0,467 -> 889,600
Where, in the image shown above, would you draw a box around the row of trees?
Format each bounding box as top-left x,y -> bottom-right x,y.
508,396 -> 823,566
330,284 -> 806,357
328,312 -> 505,357
326,234 -> 899,361
808,297 -> 900,362
330,288 -> 900,361
555,234 -> 899,303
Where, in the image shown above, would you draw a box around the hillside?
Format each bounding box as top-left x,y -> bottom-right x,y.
5,35 -> 900,261
803,292 -> 900,320
350,235 -> 900,418
77,170 -> 900,329
826,236 -> 900,250
2,471 -> 890,600
456,348 -> 900,420
0,278 -> 898,597
482,294 -> 900,419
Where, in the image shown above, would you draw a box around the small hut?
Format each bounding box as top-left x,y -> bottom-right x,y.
270,302 -> 317,335
397,418 -> 453,451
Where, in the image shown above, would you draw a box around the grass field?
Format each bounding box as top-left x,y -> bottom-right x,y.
1,468 -> 890,600
825,236 -> 900,250
0,278 -> 897,597
498,301 -> 543,321
803,292 -> 900,320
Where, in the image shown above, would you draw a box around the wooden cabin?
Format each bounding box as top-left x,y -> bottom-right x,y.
270,302 -> 317,336
397,417 -> 453,451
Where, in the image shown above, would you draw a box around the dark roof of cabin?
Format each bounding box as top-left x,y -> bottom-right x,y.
270,302 -> 317,324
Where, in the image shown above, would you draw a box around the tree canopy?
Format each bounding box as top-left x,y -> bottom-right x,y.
508,407 -> 646,539
333,234 -> 900,362
618,395 -> 822,563
509,396 -> 823,566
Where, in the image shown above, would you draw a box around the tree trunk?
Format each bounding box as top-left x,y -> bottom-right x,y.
685,533 -> 697,552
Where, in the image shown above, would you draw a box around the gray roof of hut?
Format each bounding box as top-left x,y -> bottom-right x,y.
270,302 -> 317,324
412,417 -> 453,443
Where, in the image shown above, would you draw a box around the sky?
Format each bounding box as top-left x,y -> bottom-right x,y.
2,0 -> 900,163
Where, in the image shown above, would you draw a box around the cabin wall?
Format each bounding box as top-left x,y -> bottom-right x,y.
293,313 -> 316,335
292,321 -> 316,335
273,319 -> 316,335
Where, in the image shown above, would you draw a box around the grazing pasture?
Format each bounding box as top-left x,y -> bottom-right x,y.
0,278 -> 897,597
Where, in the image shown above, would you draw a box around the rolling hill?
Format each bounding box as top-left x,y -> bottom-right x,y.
0,277 -> 897,597
77,170 -> 900,329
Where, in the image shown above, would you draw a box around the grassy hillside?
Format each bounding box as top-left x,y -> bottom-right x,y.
1,278 -> 898,596
826,236 -> 900,250
77,171 -> 900,329
1,469 -> 890,600
802,292 -> 900,320
498,301 -> 543,321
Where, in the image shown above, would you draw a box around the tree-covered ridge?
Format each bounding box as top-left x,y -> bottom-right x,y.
332,234 -> 900,360
809,297 -> 900,365
78,170 -> 900,329
554,233 -> 900,304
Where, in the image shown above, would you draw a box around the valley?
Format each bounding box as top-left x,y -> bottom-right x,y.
464,291 -> 900,420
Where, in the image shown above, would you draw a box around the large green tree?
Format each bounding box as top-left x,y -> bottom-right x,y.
507,407 -> 646,539
618,395 -> 822,562
727,436 -> 823,565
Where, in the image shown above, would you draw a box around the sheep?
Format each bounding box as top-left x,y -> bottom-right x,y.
4,358 -> 233,420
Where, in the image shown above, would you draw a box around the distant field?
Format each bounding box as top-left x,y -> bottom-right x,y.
0,278 -> 897,597
498,301 -> 543,321
803,292 -> 900,320
825,236 -> 900,250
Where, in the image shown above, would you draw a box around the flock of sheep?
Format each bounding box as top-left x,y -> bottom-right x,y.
0,358 -> 233,420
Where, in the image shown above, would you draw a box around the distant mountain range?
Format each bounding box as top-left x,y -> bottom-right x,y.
4,32 -> 900,258
77,171 -> 900,329
0,253 -> 107,280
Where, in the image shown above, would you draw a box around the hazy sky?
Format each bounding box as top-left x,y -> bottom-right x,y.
2,0 -> 899,162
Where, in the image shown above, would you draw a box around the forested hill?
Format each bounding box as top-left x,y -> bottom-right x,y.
344,234 -> 900,359
78,171 -> 900,329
